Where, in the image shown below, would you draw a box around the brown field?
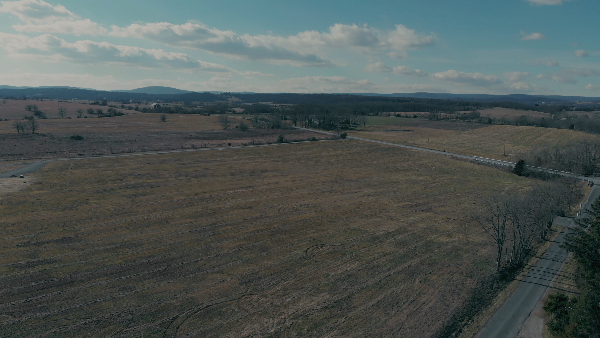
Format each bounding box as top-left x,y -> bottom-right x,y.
0,114 -> 325,161
0,99 -> 117,120
570,110 -> 600,118
390,108 -> 550,120
351,120 -> 598,161
0,140 -> 528,337
468,107 -> 550,120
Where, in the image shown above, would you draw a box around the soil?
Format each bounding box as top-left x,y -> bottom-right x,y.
0,177 -> 33,196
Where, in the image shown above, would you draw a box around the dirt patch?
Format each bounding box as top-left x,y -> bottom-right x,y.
0,177 -> 33,196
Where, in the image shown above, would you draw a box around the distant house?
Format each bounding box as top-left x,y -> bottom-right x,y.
151,103 -> 162,109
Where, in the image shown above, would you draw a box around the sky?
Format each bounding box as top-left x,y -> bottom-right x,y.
0,0 -> 598,95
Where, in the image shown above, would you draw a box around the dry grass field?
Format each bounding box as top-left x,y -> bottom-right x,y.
468,107 -> 550,120
0,114 -> 325,161
0,99 -> 112,120
350,119 -> 598,161
0,140 -> 528,337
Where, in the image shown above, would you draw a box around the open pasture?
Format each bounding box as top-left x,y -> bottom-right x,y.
351,120 -> 597,161
469,107 -> 549,120
0,114 -> 325,161
0,140 -> 526,337
0,99 -> 110,120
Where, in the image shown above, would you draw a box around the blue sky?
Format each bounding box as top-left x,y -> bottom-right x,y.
0,0 -> 598,95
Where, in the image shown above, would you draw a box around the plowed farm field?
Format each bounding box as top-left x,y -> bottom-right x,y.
350,119 -> 597,161
0,140 -> 528,337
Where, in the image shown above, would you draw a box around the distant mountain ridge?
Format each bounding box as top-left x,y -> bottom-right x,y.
114,86 -> 194,95
0,85 -> 33,90
0,86 -> 599,106
355,92 -> 600,104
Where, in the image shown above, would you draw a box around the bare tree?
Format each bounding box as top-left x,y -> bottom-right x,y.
77,109 -> 84,118
12,121 -> 27,133
218,115 -> 230,130
24,117 -> 38,134
476,197 -> 509,272
478,180 -> 583,273
58,107 -> 66,118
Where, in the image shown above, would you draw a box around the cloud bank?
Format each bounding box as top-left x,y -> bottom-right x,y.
0,0 -> 107,35
0,32 -> 231,72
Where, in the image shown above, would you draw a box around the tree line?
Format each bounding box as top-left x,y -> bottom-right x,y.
518,140 -> 600,176
544,198 -> 600,337
476,179 -> 582,274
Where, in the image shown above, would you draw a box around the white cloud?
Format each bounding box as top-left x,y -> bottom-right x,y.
365,61 -> 392,73
431,70 -> 502,86
0,33 -> 231,72
504,72 -> 531,82
254,23 -> 435,59
509,82 -> 538,92
241,71 -> 274,77
365,62 -> 427,77
520,31 -> 545,40
530,59 -> 559,67
0,0 -> 74,22
12,19 -> 107,36
110,22 -> 332,67
526,0 -> 572,5
575,49 -> 589,57
278,76 -> 375,93
111,22 -> 435,66
544,68 -> 600,84
585,84 -> 599,91
0,0 -> 107,35
392,66 -> 428,77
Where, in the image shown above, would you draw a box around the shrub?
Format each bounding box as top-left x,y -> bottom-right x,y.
513,159 -> 526,176
70,135 -> 84,140
277,134 -> 285,143
340,132 -> 348,139
238,121 -> 249,132
544,293 -> 573,336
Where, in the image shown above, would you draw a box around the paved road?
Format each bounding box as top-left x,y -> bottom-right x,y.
0,161 -> 49,178
476,230 -> 571,338
476,186 -> 599,338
